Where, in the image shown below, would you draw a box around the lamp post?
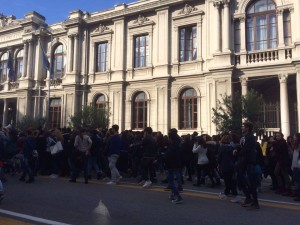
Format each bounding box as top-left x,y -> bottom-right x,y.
41,27 -> 53,129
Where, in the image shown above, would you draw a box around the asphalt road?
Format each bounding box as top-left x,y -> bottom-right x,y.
0,175 -> 299,225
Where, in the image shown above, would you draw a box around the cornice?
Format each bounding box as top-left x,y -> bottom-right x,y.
85,0 -> 186,24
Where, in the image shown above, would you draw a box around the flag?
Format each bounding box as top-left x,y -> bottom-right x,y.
41,44 -> 50,71
7,51 -> 14,81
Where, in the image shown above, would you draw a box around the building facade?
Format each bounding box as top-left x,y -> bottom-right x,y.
0,0 -> 299,137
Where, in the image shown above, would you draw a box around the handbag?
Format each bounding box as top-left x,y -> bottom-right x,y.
50,141 -> 64,155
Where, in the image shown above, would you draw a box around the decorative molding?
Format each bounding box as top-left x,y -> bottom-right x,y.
239,77 -> 248,85
133,15 -> 149,25
50,78 -> 62,87
276,9 -> 284,15
93,24 -> 111,34
278,74 -> 288,83
178,4 -> 198,15
0,13 -> 17,28
9,81 -> 19,90
24,28 -> 32,33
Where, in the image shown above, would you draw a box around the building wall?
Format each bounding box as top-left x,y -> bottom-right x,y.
0,0 -> 298,136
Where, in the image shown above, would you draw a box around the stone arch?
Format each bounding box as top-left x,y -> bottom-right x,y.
128,89 -> 150,101
237,0 -> 281,14
176,85 -> 200,98
91,92 -> 109,104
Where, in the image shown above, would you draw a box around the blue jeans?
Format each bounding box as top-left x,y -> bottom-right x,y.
21,157 -> 34,180
88,156 -> 100,175
168,169 -> 182,198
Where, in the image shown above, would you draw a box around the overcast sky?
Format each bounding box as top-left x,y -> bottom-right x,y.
1,0 -> 135,24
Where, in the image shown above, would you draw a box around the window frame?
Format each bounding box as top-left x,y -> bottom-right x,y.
179,88 -> 198,130
0,53 -> 8,83
53,45 -> 64,79
179,25 -> 197,62
246,0 -> 277,51
15,49 -> 23,80
96,42 -> 108,72
134,34 -> 149,68
94,94 -> 108,110
132,92 -> 148,130
49,98 -> 61,129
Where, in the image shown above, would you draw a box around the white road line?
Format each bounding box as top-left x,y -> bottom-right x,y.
120,181 -> 300,207
0,209 -> 71,225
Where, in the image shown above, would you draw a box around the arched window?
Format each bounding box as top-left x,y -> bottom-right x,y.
53,45 -> 64,79
246,0 -> 277,51
179,88 -> 197,129
132,92 -> 147,130
95,94 -> 107,110
16,49 -> 23,79
0,53 -> 8,83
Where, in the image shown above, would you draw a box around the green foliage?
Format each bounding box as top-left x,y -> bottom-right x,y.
212,92 -> 243,134
69,105 -> 109,130
212,89 -> 263,134
17,116 -> 46,131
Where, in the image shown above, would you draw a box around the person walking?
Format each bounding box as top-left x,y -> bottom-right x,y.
69,129 -> 92,184
107,125 -> 122,185
165,128 -> 183,204
236,122 -> 260,210
140,127 -> 158,188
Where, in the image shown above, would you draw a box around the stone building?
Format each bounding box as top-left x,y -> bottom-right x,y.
0,0 -> 299,137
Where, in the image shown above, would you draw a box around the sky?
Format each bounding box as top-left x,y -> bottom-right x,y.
0,0 -> 136,24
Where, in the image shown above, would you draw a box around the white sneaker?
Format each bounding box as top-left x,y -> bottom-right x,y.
142,180 -> 152,188
107,181 -> 116,185
218,192 -> 228,200
230,195 -> 242,203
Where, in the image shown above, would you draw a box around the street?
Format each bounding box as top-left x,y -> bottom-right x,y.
0,175 -> 299,225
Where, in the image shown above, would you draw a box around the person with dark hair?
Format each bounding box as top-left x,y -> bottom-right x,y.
107,125 -> 122,185
236,122 -> 260,209
292,133 -> 300,201
19,128 -> 36,183
273,132 -> 292,195
69,129 -> 92,184
193,136 -> 215,187
165,128 -> 183,204
218,135 -> 238,201
140,127 -> 158,188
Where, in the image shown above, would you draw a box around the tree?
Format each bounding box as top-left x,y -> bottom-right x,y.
17,116 -> 46,131
212,89 -> 263,134
69,105 -> 109,130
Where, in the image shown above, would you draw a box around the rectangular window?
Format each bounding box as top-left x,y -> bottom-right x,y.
96,42 -> 108,72
49,98 -> 61,129
179,26 -> 197,62
0,62 -> 7,83
17,59 -> 23,78
134,35 -> 149,68
283,11 -> 292,46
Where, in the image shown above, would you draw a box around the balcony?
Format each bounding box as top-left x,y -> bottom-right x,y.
50,78 -> 62,87
9,81 -> 19,90
235,47 -> 293,66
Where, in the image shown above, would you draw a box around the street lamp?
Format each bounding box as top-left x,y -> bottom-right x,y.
40,27 -> 53,129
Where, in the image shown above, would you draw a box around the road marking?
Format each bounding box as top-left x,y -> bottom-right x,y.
44,177 -> 300,211
112,181 -> 300,211
0,216 -> 34,225
0,209 -> 71,225
93,200 -> 111,225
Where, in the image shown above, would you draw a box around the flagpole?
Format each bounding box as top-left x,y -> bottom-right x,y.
41,28 -> 52,129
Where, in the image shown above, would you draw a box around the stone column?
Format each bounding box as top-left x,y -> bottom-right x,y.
67,35 -> 74,73
213,1 -> 222,53
22,41 -> 28,78
2,99 -> 7,126
73,34 -> 79,73
197,17 -> 203,60
239,16 -> 246,52
240,77 -> 248,96
277,9 -> 285,47
26,40 -> 33,78
278,74 -> 290,137
223,1 -> 230,52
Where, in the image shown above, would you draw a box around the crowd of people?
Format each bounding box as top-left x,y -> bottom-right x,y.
0,121 -> 299,207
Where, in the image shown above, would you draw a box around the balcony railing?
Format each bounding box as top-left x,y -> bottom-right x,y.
235,47 -> 293,65
50,78 -> 62,87
9,81 -> 19,90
